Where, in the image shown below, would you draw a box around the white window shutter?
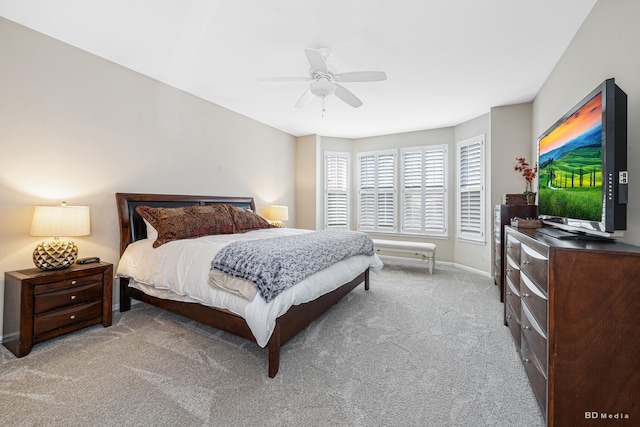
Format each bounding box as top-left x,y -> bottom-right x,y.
400,145 -> 447,236
457,136 -> 484,242
357,151 -> 396,232
324,152 -> 350,229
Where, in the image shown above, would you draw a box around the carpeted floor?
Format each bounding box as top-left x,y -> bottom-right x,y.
0,257 -> 544,426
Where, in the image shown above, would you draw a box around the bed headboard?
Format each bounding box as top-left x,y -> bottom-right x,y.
115,193 -> 255,256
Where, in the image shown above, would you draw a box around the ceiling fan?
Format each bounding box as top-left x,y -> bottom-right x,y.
258,47 -> 387,111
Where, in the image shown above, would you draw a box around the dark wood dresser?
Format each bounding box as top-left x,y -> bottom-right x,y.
493,204 -> 537,301
3,262 -> 113,357
503,226 -> 640,426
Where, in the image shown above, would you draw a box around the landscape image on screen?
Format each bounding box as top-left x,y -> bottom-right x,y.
538,93 -> 603,222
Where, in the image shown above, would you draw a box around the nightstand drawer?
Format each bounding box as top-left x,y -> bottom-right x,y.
33,272 -> 104,293
34,281 -> 103,314
33,300 -> 102,337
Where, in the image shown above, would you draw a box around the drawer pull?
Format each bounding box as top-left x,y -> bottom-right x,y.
506,315 -> 512,319
506,291 -> 512,296
523,357 -> 530,363
522,293 -> 530,298
70,295 -> 77,300
523,325 -> 531,330
70,315 -> 76,320
71,280 -> 77,285
523,260 -> 532,265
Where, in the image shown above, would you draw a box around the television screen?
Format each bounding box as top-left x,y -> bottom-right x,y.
537,78 -> 627,237
538,93 -> 603,222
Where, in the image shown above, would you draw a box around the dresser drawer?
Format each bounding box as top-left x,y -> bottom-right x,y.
521,303 -> 548,375
33,300 -> 102,337
520,272 -> 548,332
33,281 -> 103,314
505,256 -> 520,288
505,300 -> 521,348
505,234 -> 522,262
505,276 -> 521,318
521,335 -> 548,418
521,244 -> 548,293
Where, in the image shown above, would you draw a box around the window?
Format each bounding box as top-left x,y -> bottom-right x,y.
324,152 -> 350,228
457,135 -> 484,242
400,145 -> 448,236
357,150 -> 396,232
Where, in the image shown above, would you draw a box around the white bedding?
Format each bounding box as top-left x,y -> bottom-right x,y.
116,228 -> 383,347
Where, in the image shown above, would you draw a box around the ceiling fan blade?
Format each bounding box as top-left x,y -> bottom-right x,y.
334,84 -> 363,108
334,71 -> 387,82
295,88 -> 315,108
305,48 -> 327,73
258,76 -> 311,82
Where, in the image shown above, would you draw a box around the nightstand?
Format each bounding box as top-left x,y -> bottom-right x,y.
3,262 -> 113,357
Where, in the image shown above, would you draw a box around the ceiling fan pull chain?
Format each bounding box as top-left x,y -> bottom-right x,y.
321,96 -> 326,117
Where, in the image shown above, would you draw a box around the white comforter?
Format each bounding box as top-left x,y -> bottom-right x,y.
116,228 -> 383,347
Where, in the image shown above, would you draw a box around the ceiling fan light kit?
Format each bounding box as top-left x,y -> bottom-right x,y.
259,47 -> 387,114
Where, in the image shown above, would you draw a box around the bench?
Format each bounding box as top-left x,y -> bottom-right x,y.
372,239 -> 436,274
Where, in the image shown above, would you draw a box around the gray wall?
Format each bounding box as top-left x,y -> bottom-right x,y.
0,18 -> 296,336
532,0 -> 640,245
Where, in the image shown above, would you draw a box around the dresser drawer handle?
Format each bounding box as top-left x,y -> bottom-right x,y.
523,260 -> 532,265
506,291 -> 512,296
70,315 -> 76,320
71,280 -> 77,285
70,295 -> 77,300
506,315 -> 512,319
523,357 -> 530,363
522,293 -> 530,298
523,325 -> 531,330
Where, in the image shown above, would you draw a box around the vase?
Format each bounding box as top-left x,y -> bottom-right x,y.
526,192 -> 537,205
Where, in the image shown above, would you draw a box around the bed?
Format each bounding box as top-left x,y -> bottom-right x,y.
115,192 -> 381,378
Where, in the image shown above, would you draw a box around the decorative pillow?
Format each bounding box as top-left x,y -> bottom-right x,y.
225,204 -> 273,232
135,204 -> 235,247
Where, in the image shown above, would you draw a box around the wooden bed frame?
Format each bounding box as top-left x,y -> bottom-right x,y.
115,193 -> 370,378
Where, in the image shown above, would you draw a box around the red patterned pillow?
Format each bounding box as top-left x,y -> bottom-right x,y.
225,204 -> 273,232
136,204 -> 235,247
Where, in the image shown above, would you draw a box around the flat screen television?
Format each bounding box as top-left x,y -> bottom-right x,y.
537,78 -> 628,239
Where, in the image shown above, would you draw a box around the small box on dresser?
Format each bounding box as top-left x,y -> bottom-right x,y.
3,262 -> 113,358
503,226 -> 640,426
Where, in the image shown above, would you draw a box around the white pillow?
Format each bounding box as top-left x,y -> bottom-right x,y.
143,218 -> 158,240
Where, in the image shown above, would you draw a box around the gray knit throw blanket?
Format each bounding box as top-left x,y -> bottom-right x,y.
210,229 -> 374,302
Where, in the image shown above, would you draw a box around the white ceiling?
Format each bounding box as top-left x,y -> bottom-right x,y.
0,0 -> 597,138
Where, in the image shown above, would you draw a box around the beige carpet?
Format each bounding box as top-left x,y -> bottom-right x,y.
0,257 -> 544,426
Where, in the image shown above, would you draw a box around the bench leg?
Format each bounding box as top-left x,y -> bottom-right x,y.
421,252 -> 435,274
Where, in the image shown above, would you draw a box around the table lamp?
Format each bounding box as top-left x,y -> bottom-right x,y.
267,205 -> 289,228
30,203 -> 91,270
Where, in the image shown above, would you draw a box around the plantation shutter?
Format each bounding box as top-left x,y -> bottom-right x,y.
457,136 -> 484,242
357,150 -> 396,232
401,146 -> 447,235
324,152 -> 349,228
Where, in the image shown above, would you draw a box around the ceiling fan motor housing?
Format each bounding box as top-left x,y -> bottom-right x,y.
310,80 -> 336,97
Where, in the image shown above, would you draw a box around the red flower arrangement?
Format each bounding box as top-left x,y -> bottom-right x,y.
514,157 -> 538,194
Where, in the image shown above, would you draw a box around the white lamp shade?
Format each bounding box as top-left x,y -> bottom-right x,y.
268,205 -> 289,221
30,205 -> 91,237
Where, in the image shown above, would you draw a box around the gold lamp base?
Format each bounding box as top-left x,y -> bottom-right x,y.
33,239 -> 78,271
